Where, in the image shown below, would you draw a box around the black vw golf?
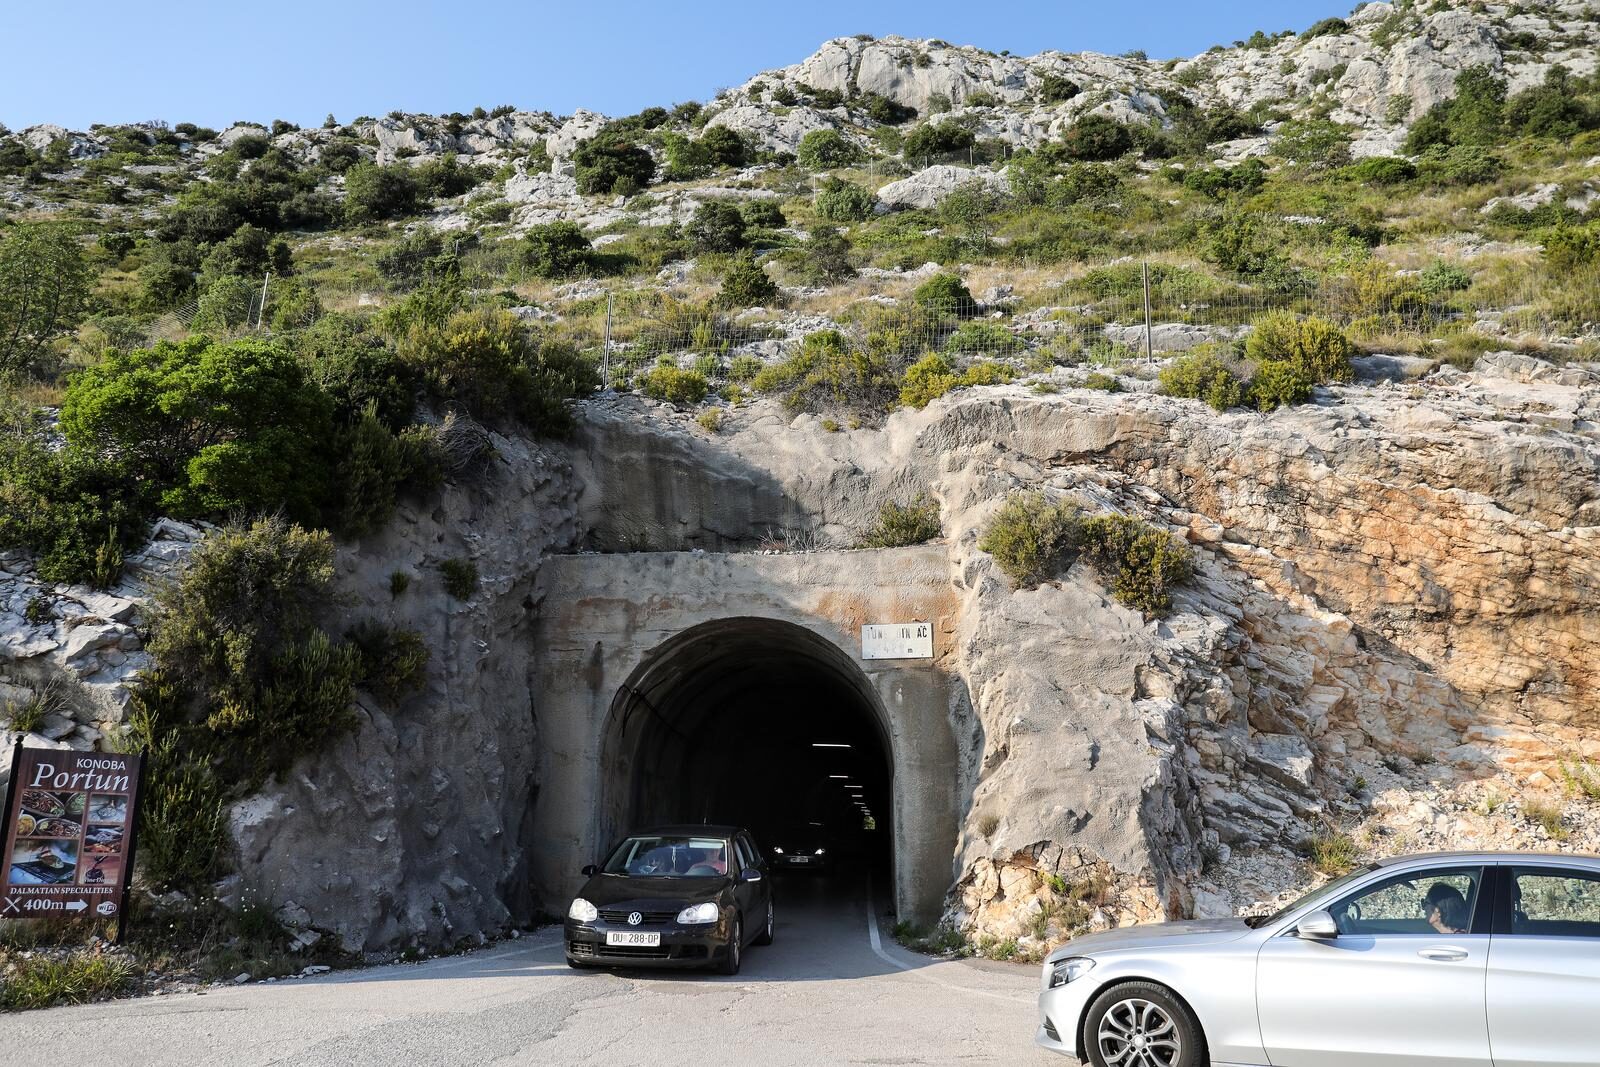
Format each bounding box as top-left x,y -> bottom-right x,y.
564,825 -> 774,974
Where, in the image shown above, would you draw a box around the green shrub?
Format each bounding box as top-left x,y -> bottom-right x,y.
685,201 -> 747,253
903,120 -> 976,161
1054,115 -> 1134,161
858,495 -> 942,548
943,321 -> 1020,355
790,226 -> 856,284
750,330 -> 897,413
978,492 -> 1082,588
330,406 -> 435,538
1302,16 -> 1349,38
347,621 -> 430,703
898,354 -> 959,408
1543,224 -> 1600,271
912,272 -> 975,317
1244,313 -> 1355,383
860,92 -> 918,125
191,274 -> 260,333
1343,156 -> 1417,185
1246,360 -> 1314,411
129,516 -> 363,887
59,336 -> 336,523
1274,118 -> 1353,169
343,162 -> 422,223
700,126 -> 748,168
717,252 -> 779,309
0,411 -> 149,588
640,361 -> 710,405
1038,74 -> 1080,104
1159,351 -> 1245,410
573,135 -> 656,195
740,199 -> 786,229
404,308 -> 599,435
796,130 -> 861,170
521,222 -> 594,277
815,178 -> 876,222
728,354 -> 765,381
1078,514 -> 1194,616
1417,145 -> 1503,187
290,313 -> 416,428
1082,372 -> 1120,392
1416,261 -> 1473,296
439,557 -> 478,599
414,153 -> 489,200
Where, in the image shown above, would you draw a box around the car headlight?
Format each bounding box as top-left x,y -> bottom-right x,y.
677,902 -> 719,925
814,848 -> 826,855
568,898 -> 598,923
773,847 -> 784,855
1048,957 -> 1095,989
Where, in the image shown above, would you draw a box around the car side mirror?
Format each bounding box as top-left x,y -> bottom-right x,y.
581,864 -> 598,877
1296,909 -> 1339,939
739,868 -> 763,883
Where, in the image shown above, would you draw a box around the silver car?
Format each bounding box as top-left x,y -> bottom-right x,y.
1037,851 -> 1600,1066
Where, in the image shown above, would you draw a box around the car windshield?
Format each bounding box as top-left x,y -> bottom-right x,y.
1244,863 -> 1381,928
602,835 -> 731,878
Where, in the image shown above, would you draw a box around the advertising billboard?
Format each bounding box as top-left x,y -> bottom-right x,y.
1,745 -> 144,923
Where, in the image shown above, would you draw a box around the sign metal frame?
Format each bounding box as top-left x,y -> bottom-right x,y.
860,622 -> 935,661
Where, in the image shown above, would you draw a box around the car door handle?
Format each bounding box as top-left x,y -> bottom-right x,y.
1419,947 -> 1469,962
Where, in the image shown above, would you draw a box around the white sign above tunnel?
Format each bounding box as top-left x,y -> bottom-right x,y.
860,623 -> 934,660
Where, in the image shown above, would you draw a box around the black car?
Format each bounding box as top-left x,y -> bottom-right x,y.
765,823 -> 832,873
564,825 -> 774,974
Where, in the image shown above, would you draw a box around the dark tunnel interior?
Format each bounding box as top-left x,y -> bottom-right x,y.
603,619 -> 893,874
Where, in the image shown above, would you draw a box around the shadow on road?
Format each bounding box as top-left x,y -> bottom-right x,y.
321,870 -> 993,990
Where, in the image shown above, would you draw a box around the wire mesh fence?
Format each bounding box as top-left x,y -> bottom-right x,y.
138,256 -> 1599,383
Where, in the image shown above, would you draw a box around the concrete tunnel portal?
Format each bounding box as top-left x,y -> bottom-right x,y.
528,548 -> 964,926
600,618 -> 896,882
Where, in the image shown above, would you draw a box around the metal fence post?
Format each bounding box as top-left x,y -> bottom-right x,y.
603,290 -> 613,385
257,271 -> 271,331
1142,262 -> 1154,365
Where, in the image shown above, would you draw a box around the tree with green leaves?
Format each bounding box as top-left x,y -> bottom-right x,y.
572,135 -> 656,196
58,335 -> 336,522
0,222 -> 93,378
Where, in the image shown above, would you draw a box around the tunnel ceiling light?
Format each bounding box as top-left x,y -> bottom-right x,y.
828,775 -> 849,779
842,783 -> 862,788
812,743 -> 852,749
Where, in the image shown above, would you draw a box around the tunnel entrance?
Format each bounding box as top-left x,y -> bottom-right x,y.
598,617 -> 918,913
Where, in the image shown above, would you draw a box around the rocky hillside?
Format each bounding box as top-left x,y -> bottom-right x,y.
2,0 -> 1599,966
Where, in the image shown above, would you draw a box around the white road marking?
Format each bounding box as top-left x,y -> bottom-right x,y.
864,882 -> 1035,1005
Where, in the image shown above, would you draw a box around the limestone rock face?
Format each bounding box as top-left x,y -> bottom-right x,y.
876,165 -> 1009,211
704,104 -> 844,154
227,430 -> 578,953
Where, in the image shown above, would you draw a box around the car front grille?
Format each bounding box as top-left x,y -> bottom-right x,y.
569,940 -> 708,962
598,909 -> 677,926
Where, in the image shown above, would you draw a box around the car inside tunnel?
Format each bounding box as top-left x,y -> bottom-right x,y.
600,618 -> 895,886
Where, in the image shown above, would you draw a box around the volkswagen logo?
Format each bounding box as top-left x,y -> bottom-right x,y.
627,911 -> 643,926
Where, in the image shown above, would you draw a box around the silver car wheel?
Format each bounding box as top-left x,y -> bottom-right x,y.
1097,998 -> 1182,1067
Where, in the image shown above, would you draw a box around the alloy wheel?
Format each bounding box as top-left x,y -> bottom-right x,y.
1096,998 -> 1182,1067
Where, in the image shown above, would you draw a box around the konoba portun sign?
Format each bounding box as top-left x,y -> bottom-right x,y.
1,744 -> 145,923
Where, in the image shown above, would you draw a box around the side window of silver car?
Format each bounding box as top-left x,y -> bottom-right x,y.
1330,867 -> 1484,936
1509,869 -> 1600,938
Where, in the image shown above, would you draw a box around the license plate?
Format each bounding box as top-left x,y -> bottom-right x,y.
789,856 -> 810,863
606,931 -> 661,947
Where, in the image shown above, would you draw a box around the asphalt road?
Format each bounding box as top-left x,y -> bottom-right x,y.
0,874 -> 1065,1066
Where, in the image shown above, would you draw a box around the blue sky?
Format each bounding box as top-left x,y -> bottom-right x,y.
3,0 -> 1348,131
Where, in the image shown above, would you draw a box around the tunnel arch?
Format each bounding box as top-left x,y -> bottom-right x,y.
595,615 -> 954,923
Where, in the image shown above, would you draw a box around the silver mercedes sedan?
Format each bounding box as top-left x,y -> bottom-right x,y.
1037,851 -> 1600,1066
